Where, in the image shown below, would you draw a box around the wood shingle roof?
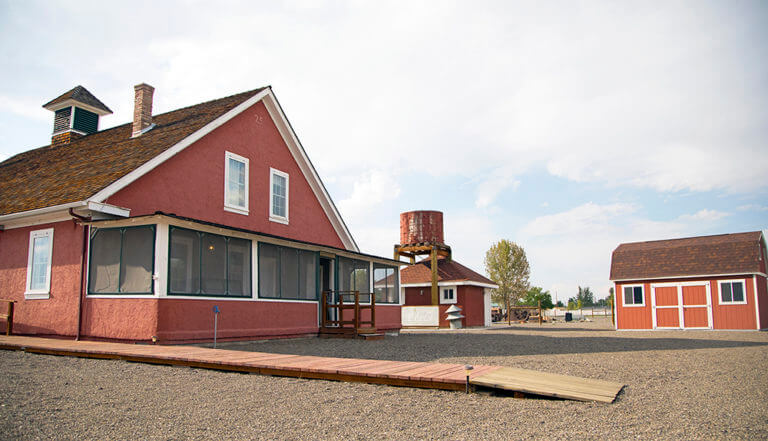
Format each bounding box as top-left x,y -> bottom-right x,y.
0,88 -> 266,216
400,256 -> 496,286
609,231 -> 764,281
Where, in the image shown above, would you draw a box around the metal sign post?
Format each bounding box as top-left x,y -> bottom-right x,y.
213,305 -> 220,349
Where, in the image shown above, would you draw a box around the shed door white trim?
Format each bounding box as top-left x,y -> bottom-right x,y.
650,281 -> 712,330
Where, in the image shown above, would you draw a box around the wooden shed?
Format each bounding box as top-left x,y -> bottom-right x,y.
610,231 -> 768,330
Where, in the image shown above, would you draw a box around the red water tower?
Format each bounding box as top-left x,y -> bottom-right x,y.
394,210 -> 452,305
399,210 -> 445,245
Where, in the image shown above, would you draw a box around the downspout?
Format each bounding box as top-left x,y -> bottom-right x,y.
69,208 -> 91,340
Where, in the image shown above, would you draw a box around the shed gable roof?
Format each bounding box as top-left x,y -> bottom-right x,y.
610,231 -> 764,281
400,256 -> 496,286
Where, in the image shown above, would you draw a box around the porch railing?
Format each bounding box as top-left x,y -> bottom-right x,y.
320,290 -> 376,332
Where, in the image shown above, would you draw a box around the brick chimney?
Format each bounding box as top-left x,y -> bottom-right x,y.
132,83 -> 154,137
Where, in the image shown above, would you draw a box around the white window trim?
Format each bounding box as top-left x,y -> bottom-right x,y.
269,167 -> 289,224
224,151 -> 249,215
25,228 -> 54,299
440,286 -> 457,305
621,284 -> 645,307
717,279 -> 748,305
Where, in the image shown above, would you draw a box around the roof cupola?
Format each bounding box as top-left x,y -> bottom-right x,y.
43,85 -> 112,147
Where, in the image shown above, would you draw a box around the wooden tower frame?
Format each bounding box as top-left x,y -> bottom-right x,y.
394,242 -> 452,305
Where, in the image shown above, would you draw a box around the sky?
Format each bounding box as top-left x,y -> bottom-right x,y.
1,0 -> 766,303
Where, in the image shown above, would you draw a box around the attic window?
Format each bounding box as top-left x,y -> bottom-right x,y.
224,152 -> 249,215
269,168 -> 289,224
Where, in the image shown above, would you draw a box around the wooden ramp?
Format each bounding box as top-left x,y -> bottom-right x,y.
0,336 -> 623,403
470,367 -> 624,403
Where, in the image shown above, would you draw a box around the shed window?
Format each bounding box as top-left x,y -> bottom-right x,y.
373,264 -> 399,304
719,281 -> 746,304
26,228 -> 54,298
623,285 -> 644,306
441,287 -> 457,304
338,257 -> 370,303
225,151 -> 249,215
269,168 -> 289,223
169,227 -> 251,297
88,226 -> 155,295
258,243 -> 317,300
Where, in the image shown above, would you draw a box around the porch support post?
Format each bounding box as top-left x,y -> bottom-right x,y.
431,247 -> 439,306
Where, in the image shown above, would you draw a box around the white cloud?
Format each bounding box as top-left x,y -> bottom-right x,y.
521,202 -> 638,237
337,169 -> 401,225
677,209 -> 731,222
0,96 -> 49,121
519,203 -> 733,301
738,204 -> 768,212
474,168 -> 521,208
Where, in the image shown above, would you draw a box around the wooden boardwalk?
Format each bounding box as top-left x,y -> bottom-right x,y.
0,336 -> 623,402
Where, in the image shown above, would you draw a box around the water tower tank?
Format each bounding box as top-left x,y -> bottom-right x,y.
400,210 -> 444,245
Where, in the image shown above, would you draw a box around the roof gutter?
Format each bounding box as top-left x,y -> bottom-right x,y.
0,200 -> 130,230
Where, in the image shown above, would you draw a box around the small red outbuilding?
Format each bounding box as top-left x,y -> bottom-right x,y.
610,231 -> 768,330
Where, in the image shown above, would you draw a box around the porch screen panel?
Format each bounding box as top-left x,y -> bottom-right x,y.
169,227 -> 251,297
88,229 -> 121,293
89,226 -> 154,295
119,227 -> 154,293
258,243 -> 279,298
258,243 -> 317,300
299,250 -> 317,300
338,257 -> 370,302
373,264 -> 398,304
170,228 -> 201,294
227,238 -> 251,297
201,233 -> 227,295
280,247 -> 299,298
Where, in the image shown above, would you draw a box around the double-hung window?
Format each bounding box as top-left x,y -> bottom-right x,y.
719,280 -> 746,304
25,228 -> 54,299
224,151 -> 249,215
623,285 -> 644,306
269,168 -> 289,224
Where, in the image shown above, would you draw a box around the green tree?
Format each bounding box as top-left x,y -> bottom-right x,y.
484,240 -> 531,315
556,300 -> 564,308
521,286 -> 554,309
568,286 -> 595,307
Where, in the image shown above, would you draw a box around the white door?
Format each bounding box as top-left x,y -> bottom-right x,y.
483,288 -> 492,327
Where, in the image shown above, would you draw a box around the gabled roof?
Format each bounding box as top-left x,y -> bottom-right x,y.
610,231 -> 765,281
43,85 -> 113,114
400,256 -> 496,286
0,86 -> 359,251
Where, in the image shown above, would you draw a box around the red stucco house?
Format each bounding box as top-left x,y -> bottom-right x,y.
400,257 -> 496,328
0,84 -> 401,343
610,231 -> 768,330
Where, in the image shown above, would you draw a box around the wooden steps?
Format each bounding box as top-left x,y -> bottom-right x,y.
0,336 -> 624,402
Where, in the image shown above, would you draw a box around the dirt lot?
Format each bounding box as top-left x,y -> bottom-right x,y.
1,317 -> 767,440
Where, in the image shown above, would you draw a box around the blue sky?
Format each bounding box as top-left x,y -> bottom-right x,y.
1,1 -> 766,302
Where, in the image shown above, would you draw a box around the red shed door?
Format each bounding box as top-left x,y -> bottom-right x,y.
681,284 -> 710,328
653,286 -> 680,328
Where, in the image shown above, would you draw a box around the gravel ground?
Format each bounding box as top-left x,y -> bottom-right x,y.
1,317 -> 767,440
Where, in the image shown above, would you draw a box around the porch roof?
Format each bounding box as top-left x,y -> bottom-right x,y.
86,211 -> 405,266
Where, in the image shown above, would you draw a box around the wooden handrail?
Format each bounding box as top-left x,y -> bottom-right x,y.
0,299 -> 16,336
321,290 -> 376,333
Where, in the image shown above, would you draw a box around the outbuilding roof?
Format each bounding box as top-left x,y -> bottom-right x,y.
400,256 -> 497,286
0,88 -> 265,216
610,231 -> 765,281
